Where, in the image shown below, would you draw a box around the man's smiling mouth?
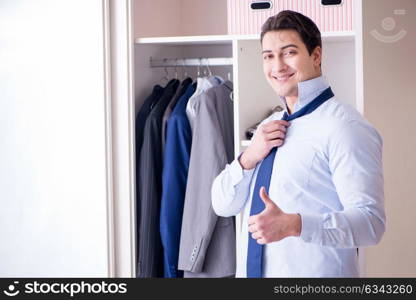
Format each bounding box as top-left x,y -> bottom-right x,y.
273,73 -> 295,82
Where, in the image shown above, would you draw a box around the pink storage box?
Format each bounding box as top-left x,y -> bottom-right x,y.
227,0 -> 354,34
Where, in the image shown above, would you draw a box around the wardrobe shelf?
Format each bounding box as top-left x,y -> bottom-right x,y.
135,35 -> 234,45
135,31 -> 355,45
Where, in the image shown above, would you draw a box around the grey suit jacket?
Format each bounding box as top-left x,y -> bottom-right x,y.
178,81 -> 236,277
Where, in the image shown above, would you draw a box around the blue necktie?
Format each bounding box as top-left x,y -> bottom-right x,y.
246,87 -> 334,278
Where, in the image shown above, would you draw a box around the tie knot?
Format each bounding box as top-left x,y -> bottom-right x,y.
282,112 -> 289,121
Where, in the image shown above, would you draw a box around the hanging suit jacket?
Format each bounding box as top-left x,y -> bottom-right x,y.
178,81 -> 236,277
137,79 -> 180,277
135,85 -> 165,153
134,84 -> 164,276
186,76 -> 222,132
160,83 -> 197,278
161,77 -> 193,154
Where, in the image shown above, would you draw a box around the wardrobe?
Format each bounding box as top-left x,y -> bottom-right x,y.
122,0 -> 414,278
130,0 -> 358,277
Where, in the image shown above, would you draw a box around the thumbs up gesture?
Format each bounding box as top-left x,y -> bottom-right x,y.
248,187 -> 302,244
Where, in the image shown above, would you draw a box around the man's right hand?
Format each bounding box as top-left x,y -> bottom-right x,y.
239,120 -> 290,170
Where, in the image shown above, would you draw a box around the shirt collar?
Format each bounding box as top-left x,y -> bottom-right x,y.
279,75 -> 330,114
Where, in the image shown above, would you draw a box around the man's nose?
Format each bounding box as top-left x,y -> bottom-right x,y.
271,56 -> 287,73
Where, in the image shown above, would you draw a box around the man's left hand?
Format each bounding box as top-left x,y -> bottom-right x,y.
248,187 -> 302,244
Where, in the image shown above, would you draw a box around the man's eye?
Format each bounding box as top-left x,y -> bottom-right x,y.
263,55 -> 273,60
284,51 -> 296,56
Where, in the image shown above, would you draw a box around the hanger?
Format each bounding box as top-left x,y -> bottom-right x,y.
159,58 -> 169,85
174,58 -> 179,80
181,58 -> 189,79
197,58 -> 202,78
204,58 -> 213,77
201,57 -> 208,77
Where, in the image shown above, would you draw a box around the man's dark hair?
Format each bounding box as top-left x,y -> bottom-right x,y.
260,10 -> 322,55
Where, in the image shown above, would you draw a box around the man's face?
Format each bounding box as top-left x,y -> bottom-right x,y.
261,30 -> 322,98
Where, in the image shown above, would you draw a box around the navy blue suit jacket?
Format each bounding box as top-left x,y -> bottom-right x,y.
159,83 -> 196,278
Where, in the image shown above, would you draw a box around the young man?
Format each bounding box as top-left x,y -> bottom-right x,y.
211,10 -> 386,277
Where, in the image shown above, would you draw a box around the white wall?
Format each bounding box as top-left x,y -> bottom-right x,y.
181,0 -> 228,36
134,0 -> 182,37
0,0 -> 110,276
322,40 -> 356,109
134,0 -> 228,37
361,0 -> 416,277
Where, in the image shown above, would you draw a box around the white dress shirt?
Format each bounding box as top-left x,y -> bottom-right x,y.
211,76 -> 386,277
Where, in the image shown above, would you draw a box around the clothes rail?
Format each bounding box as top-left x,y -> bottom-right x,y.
149,57 -> 233,68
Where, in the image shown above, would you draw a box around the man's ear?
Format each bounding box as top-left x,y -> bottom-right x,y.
312,46 -> 322,68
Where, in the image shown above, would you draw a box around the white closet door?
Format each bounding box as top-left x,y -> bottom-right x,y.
0,0 -> 111,276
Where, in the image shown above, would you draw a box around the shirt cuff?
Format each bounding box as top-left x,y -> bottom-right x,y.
228,154 -> 255,186
299,212 -> 323,243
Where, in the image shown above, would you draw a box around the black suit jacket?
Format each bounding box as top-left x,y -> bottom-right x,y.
135,84 -> 165,277
137,79 -> 180,277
